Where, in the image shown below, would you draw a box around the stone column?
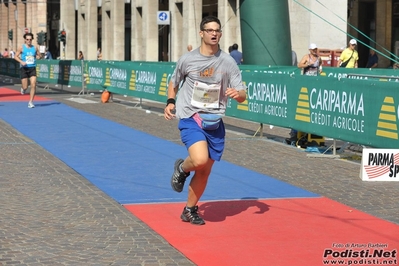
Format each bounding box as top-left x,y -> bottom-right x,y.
143,0 -> 158,61
131,0 -> 143,61
59,0 -> 75,59
102,0 -> 111,60
85,0 -> 98,60
131,0 -> 158,61
37,1 -> 47,36
183,0 -> 202,55
25,1 -> 44,48
77,1 -> 86,60
169,0 -> 202,61
8,3 -> 17,50
16,1 -> 27,50
169,0 -> 183,62
218,0 -> 241,53
110,0 -> 125,61
0,4 -> 7,49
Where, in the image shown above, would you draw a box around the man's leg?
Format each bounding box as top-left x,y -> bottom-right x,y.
179,140 -> 214,225
171,139 -> 208,192
21,72 -> 28,94
182,140 -> 214,207
29,75 -> 37,103
186,159 -> 214,206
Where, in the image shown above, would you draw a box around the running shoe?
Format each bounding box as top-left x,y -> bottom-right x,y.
181,206 -> 205,225
171,159 -> 190,192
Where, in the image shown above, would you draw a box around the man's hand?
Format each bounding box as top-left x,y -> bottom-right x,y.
164,104 -> 176,120
226,88 -> 246,103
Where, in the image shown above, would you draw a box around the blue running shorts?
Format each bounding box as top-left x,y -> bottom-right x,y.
178,116 -> 225,161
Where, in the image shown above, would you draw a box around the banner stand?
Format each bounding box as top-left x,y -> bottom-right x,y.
306,139 -> 342,159
253,123 -> 263,137
77,73 -> 87,96
77,60 -> 86,96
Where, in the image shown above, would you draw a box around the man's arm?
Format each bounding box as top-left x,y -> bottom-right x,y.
14,46 -> 25,66
164,81 -> 179,120
167,80 -> 178,100
297,55 -> 309,68
337,51 -> 346,67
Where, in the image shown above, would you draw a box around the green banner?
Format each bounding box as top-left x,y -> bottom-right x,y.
2,58 -> 399,148
36,60 -> 84,87
0,58 -> 20,77
321,66 -> 399,82
85,60 -> 175,103
226,72 -> 399,148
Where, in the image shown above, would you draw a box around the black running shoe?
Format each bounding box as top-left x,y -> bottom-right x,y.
171,159 -> 190,192
181,206 -> 205,225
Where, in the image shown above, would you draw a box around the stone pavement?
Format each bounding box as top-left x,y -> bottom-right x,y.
0,81 -> 398,265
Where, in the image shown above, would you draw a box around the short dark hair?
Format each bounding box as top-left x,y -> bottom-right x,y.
23,33 -> 34,39
200,16 -> 221,31
232,43 -> 238,50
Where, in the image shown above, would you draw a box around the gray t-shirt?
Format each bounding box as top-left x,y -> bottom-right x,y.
170,48 -> 246,119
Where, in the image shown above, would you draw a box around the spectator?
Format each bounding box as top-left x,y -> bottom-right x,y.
2,48 -> 9,58
230,43 -> 243,64
161,51 -> 169,61
286,43 -> 323,145
337,39 -> 359,68
44,48 -> 52,59
297,43 -> 323,76
292,50 -> 298,66
78,50 -> 84,60
365,49 -> 378,68
187,44 -> 193,52
9,48 -> 15,59
97,48 -> 102,60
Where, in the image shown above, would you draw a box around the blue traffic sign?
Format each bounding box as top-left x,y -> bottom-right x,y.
158,12 -> 168,21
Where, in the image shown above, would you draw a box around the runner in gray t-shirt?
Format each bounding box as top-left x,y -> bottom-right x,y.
164,16 -> 247,225
171,47 -> 246,119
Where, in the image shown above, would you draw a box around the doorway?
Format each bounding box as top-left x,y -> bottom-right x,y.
357,0 -> 376,68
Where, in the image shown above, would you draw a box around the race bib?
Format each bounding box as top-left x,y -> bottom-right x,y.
26,55 -> 34,64
191,81 -> 220,109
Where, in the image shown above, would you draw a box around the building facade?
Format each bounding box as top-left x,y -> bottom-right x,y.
0,0 -> 396,68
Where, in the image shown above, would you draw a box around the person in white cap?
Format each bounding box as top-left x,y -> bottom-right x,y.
297,43 -> 323,76
287,43 -> 323,145
337,39 -> 359,68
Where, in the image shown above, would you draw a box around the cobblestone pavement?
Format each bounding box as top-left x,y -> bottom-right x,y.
0,81 -> 398,265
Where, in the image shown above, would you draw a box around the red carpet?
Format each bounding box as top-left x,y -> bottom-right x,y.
0,87 -> 50,101
125,198 -> 399,266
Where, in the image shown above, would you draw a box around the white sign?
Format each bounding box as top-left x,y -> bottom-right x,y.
157,11 -> 170,25
360,148 -> 399,181
39,45 -> 46,53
